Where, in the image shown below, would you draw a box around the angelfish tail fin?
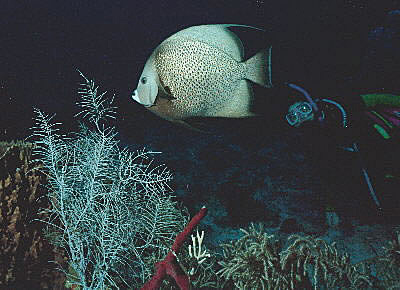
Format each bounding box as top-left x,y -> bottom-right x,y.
244,46 -> 273,88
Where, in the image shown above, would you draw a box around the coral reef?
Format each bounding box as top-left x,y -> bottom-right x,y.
281,234 -> 372,289
216,223 -> 400,290
364,228 -> 400,289
142,206 -> 208,290
217,223 -> 373,289
218,223 -> 309,289
2,73 -> 400,289
30,72 -> 189,289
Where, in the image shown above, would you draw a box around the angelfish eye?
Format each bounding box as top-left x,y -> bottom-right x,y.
141,77 -> 147,84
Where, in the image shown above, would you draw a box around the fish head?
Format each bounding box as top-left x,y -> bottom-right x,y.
131,58 -> 159,107
131,52 -> 179,122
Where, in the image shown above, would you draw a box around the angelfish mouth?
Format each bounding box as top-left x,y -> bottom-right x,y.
131,90 -> 138,100
131,89 -> 143,104
131,89 -> 153,108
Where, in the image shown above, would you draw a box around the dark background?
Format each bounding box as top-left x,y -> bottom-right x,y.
1,0 -> 400,141
3,2 -> 400,288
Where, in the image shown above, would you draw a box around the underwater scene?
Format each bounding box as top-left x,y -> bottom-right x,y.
2,0 -> 400,289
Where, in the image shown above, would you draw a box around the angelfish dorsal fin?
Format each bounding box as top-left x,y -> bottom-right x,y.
223,24 -> 269,61
223,24 -> 273,88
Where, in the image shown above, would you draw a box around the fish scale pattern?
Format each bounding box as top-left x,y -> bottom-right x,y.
154,39 -> 245,117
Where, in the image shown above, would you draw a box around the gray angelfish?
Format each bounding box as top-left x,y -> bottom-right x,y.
131,24 -> 273,130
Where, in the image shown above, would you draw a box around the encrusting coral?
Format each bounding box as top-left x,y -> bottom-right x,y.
0,141 -> 68,288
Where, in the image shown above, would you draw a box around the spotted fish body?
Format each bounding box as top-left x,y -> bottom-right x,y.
132,24 -> 273,125
155,39 -> 247,117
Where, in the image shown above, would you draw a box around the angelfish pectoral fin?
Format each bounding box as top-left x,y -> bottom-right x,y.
159,86 -> 176,101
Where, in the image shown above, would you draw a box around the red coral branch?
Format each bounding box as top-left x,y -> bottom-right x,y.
141,206 -> 208,290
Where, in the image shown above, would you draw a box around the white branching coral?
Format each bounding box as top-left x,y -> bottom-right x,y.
189,230 -> 211,266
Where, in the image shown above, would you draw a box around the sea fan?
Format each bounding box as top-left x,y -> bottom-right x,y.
30,72 -> 188,289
